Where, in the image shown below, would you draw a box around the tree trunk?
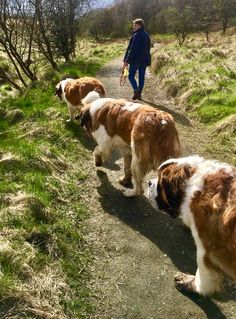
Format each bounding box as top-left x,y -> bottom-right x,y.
34,0 -> 59,70
176,32 -> 187,46
205,31 -> 210,42
222,18 -> 228,34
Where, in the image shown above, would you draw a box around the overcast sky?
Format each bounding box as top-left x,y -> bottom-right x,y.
94,0 -> 114,8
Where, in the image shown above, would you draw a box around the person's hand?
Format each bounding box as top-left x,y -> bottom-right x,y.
123,61 -> 128,68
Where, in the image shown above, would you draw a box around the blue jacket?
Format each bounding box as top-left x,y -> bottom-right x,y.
124,28 -> 151,66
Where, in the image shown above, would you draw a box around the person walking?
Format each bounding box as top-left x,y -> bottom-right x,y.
123,18 -> 151,100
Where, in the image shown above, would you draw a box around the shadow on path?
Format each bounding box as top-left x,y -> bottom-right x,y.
181,292 -> 227,319
97,169 -> 196,273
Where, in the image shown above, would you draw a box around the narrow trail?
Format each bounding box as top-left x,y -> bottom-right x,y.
81,57 -> 236,319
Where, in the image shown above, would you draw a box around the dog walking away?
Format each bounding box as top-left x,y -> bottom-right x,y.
147,155 -> 236,296
80,91 -> 181,197
55,77 -> 106,122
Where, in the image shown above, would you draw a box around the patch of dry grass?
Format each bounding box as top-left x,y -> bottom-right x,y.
152,29 -> 236,112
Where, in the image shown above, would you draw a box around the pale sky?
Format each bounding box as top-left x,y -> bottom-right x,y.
94,0 -> 114,8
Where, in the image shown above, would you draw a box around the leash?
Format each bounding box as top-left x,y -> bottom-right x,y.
120,66 -> 129,86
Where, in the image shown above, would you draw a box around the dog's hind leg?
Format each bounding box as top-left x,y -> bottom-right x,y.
123,143 -> 145,197
93,125 -> 112,166
119,153 -> 132,187
175,250 -> 223,296
94,145 -> 111,166
94,147 -> 103,167
67,104 -> 77,122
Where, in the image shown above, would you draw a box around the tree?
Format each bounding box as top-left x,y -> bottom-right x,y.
165,6 -> 194,45
0,0 -> 38,89
194,0 -> 218,41
216,0 -> 236,33
46,0 -> 90,61
30,0 -> 90,66
87,7 -> 115,40
29,0 -> 59,70
155,8 -> 168,34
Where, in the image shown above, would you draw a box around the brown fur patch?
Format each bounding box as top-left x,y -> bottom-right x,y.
191,169 -> 236,280
82,98 -> 181,195
64,77 -> 106,106
92,100 -> 181,170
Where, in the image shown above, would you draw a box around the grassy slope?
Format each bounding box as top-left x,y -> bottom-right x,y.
151,30 -> 236,163
0,40 -> 125,319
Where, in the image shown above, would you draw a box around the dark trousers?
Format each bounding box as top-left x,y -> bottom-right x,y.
128,64 -> 147,93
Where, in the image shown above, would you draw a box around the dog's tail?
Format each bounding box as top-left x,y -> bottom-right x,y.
95,84 -> 106,97
82,91 -> 100,105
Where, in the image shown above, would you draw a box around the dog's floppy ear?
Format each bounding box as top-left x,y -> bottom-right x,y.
157,164 -> 195,218
80,107 -> 92,137
55,84 -> 62,100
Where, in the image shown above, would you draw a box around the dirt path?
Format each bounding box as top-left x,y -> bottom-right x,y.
81,57 -> 236,319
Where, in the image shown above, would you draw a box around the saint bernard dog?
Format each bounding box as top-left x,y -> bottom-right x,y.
55,77 -> 106,122
147,155 -> 236,296
80,91 -> 181,197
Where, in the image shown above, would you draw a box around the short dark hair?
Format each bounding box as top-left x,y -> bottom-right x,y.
133,18 -> 145,28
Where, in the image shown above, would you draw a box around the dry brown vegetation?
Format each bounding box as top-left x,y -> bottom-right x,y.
151,29 -> 236,116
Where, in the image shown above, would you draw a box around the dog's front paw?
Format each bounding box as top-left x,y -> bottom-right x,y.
66,118 -> 73,123
174,272 -> 196,293
123,189 -> 137,197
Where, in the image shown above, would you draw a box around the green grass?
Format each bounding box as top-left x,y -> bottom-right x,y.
152,33 -> 176,42
0,39 -> 125,318
193,81 -> 236,123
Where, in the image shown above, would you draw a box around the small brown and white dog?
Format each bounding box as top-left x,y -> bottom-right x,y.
80,91 -> 181,197
55,77 -> 106,122
147,155 -> 236,296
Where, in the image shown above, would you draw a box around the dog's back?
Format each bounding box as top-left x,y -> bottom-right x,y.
90,99 -> 181,172
132,107 -> 181,168
56,77 -> 106,106
56,77 -> 106,122
65,77 -> 106,106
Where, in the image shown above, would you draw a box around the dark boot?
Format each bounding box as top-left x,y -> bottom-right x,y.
132,89 -> 141,100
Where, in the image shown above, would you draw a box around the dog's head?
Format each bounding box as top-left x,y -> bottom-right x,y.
79,91 -> 101,137
55,78 -> 74,101
147,159 -> 196,218
55,82 -> 63,100
80,105 -> 92,137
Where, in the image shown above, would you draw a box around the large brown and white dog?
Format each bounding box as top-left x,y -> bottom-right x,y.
80,91 -> 181,197
147,155 -> 236,296
55,77 -> 106,122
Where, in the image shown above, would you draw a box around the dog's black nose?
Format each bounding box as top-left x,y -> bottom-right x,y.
148,181 -> 152,187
